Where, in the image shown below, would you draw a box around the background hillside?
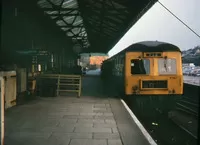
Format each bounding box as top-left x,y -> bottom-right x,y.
182,46 -> 200,66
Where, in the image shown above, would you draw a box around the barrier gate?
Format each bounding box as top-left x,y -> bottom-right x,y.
38,74 -> 82,97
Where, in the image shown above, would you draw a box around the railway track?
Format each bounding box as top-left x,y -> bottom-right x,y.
124,96 -> 198,145
171,96 -> 199,140
176,97 -> 199,117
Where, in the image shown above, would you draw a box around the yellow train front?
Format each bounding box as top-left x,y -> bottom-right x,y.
101,41 -> 183,96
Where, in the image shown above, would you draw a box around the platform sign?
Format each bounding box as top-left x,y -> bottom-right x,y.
0,77 -> 4,145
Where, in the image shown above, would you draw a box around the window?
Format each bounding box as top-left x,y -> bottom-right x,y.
131,59 -> 150,75
158,58 -> 176,74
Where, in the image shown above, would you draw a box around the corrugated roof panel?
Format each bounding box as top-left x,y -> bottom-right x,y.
110,1 -> 126,9
37,0 -> 90,48
66,31 -> 74,36
49,0 -> 61,5
62,0 -> 78,8
63,16 -> 75,24
50,16 -> 58,19
37,0 -> 157,52
60,10 -> 79,14
73,19 -> 83,25
71,27 -> 81,34
56,20 -> 66,26
61,27 -> 71,31
45,11 -> 58,15
37,0 -> 52,8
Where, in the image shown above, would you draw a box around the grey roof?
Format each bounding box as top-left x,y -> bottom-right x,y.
137,41 -> 171,47
36,0 -> 157,53
37,0 -> 90,48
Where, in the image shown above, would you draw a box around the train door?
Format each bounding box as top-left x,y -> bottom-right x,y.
125,52 -> 141,94
125,52 -> 151,95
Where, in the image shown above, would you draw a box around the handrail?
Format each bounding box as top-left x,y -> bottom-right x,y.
38,74 -> 82,97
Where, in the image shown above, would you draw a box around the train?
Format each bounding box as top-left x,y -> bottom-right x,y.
101,41 -> 183,110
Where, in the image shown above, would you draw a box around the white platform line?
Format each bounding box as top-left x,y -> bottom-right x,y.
121,99 -> 157,145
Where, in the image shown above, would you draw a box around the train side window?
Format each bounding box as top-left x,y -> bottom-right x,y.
131,59 -> 150,75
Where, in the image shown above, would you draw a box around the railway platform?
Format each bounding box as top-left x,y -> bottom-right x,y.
4,75 -> 155,145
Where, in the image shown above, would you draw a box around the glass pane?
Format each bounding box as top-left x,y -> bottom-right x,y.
158,58 -> 176,74
131,59 -> 150,75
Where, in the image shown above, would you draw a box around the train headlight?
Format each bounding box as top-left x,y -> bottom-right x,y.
168,89 -> 175,94
133,86 -> 138,90
132,86 -> 140,94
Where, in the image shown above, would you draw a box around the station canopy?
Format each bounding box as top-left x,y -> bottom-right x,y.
37,0 -> 157,53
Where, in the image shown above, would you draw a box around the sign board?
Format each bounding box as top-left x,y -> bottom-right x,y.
0,77 -> 4,145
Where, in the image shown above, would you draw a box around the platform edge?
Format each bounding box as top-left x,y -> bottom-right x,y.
121,99 -> 157,145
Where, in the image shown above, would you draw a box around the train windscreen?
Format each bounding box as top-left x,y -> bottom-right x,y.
158,58 -> 177,74
131,59 -> 150,75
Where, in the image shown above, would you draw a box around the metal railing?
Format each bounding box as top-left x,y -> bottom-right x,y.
38,74 -> 82,97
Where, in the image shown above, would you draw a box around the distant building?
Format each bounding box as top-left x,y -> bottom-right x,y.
80,55 -> 90,67
195,49 -> 200,55
90,56 -> 108,65
182,63 -> 195,69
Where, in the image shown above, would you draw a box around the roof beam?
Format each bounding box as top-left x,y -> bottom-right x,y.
58,25 -> 83,28
42,8 -> 80,11
48,13 -> 80,16
42,7 -> 127,12
87,18 -> 118,32
89,0 -> 128,11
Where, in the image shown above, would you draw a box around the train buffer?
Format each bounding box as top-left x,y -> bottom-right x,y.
5,75 -> 156,145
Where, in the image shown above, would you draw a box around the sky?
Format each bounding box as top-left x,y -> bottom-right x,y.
108,0 -> 200,57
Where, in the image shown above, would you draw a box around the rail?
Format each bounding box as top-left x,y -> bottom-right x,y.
176,97 -> 199,117
38,74 -> 82,97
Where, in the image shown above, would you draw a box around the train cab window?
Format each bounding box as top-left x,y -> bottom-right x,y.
131,59 -> 150,75
158,58 -> 176,74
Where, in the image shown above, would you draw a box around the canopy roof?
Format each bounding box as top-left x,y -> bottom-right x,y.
37,0 -> 157,53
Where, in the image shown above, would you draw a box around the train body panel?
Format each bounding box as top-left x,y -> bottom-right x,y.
125,75 -> 183,95
101,41 -> 183,96
125,51 -> 183,95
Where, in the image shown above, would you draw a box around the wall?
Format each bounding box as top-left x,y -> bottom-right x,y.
0,71 -> 17,109
1,0 -> 74,67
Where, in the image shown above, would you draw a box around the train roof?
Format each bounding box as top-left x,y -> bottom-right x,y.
104,41 -> 181,62
125,41 -> 181,52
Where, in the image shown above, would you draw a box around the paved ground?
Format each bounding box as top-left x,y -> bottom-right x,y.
5,96 -> 119,145
184,76 -> 200,86
5,96 -> 150,145
85,69 -> 101,76
4,76 -> 151,145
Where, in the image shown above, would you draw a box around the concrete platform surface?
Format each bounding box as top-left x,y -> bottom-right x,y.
184,76 -> 200,86
5,96 -> 151,145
